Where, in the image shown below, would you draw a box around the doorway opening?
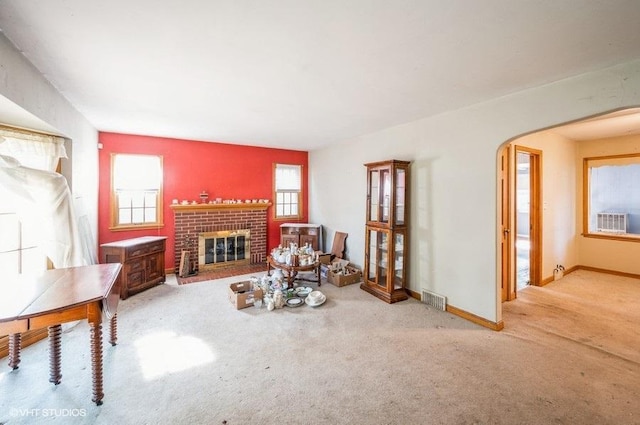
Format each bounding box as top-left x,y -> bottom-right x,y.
498,107 -> 640,315
515,147 -> 541,289
499,143 -> 542,302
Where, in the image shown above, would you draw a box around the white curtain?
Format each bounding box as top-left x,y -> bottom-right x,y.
275,164 -> 302,190
0,134 -> 85,268
0,127 -> 67,172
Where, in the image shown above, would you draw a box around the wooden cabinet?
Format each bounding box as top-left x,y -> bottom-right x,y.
280,223 -> 323,251
100,236 -> 167,299
361,160 -> 410,303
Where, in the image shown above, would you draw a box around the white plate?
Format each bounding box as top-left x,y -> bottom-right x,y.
286,298 -> 304,307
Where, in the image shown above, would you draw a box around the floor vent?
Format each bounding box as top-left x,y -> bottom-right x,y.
422,290 -> 447,311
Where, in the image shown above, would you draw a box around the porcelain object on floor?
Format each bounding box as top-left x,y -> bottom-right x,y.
307,290 -> 324,303
273,289 -> 285,309
285,297 -> 304,308
305,293 -> 326,307
295,287 -> 312,298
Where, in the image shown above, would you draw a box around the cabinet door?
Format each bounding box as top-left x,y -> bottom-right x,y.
365,228 -> 390,289
381,169 -> 392,224
394,167 -> 407,226
368,170 -> 380,222
146,252 -> 164,282
367,167 -> 391,225
300,234 -> 317,250
281,234 -> 298,248
393,231 -> 406,290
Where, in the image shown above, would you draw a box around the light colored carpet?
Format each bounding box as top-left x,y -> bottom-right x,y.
1,270 -> 639,424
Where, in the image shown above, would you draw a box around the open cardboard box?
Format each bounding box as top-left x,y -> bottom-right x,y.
326,259 -> 362,287
228,281 -> 263,310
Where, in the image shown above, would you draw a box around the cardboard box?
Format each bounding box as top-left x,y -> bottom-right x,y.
228,281 -> 263,310
327,265 -> 362,287
316,252 -> 332,265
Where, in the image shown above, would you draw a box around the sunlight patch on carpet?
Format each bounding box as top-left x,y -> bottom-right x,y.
134,331 -> 215,380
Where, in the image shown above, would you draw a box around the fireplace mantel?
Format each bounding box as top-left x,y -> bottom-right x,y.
170,202 -> 271,212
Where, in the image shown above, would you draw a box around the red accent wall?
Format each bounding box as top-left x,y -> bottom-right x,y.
97,132 -> 309,269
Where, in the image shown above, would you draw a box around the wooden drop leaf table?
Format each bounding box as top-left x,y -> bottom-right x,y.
0,263 -> 122,405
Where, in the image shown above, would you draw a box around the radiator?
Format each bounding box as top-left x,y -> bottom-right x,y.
422,290 -> 447,311
596,213 -> 627,233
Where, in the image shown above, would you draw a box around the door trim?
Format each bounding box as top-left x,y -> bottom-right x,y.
500,146 -> 512,301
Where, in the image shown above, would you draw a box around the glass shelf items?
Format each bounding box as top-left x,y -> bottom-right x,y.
361,160 -> 410,303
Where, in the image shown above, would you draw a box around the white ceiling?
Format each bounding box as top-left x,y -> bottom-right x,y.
549,107 -> 640,140
1,0 -> 640,150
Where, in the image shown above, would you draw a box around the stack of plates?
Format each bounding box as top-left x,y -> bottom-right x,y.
305,290 -> 326,307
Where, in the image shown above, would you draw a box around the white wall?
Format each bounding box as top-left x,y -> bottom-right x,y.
309,60 -> 640,325
0,33 -> 99,250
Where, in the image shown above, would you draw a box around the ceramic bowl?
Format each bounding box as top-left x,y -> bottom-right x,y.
307,290 -> 324,303
295,287 -> 312,298
305,293 -> 326,307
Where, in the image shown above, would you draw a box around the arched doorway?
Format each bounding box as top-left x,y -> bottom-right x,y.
498,107 -> 640,308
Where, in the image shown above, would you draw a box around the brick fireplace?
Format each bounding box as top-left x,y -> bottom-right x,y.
170,203 -> 270,273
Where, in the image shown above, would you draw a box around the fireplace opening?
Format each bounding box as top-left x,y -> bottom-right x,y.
198,229 -> 250,271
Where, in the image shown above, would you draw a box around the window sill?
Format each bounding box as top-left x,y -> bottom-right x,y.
109,223 -> 164,232
582,232 -> 640,243
274,216 -> 303,222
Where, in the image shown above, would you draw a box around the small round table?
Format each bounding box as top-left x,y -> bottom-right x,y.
266,255 -> 321,289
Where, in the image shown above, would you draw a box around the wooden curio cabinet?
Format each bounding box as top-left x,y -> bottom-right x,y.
361,160 -> 410,303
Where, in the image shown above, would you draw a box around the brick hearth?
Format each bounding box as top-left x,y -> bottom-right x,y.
170,203 -> 270,273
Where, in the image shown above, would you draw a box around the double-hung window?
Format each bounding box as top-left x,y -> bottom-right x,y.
111,154 -> 163,230
274,163 -> 302,219
583,153 -> 640,240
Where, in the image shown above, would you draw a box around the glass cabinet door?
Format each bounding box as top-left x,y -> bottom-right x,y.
395,167 -> 406,226
393,232 -> 405,290
366,228 -> 377,281
368,170 -> 380,222
381,169 -> 391,224
366,228 -> 389,288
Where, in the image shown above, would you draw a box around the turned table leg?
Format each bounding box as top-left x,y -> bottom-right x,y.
317,264 -> 321,286
109,313 -> 118,346
8,333 -> 21,370
90,321 -> 104,405
287,271 -> 297,289
48,324 -> 62,384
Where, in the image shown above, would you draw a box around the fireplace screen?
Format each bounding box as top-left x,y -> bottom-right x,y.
198,229 -> 250,270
